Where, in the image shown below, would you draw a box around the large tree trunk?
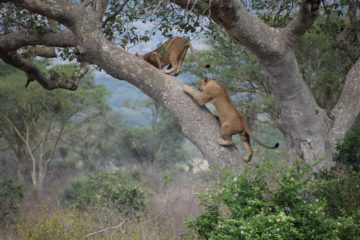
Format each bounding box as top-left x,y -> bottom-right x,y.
263,50 -> 332,162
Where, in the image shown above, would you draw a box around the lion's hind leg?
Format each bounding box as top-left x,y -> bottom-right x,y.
240,132 -> 253,162
165,51 -> 180,75
218,124 -> 234,146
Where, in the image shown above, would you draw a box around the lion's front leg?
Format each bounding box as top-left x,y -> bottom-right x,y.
183,85 -> 212,105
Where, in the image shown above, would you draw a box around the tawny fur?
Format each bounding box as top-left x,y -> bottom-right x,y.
183,78 -> 279,162
136,37 -> 209,76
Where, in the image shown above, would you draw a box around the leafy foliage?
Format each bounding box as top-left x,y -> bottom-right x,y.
104,0 -> 210,44
63,171 -> 145,217
93,100 -> 188,168
296,17 -> 354,111
315,127 -> 360,217
16,208 -> 98,240
334,127 -> 360,170
316,169 -> 360,218
188,161 -> 360,240
0,60 -> 108,191
0,180 -> 23,222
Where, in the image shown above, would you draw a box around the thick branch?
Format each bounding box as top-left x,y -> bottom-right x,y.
0,29 -> 81,90
8,0 -> 79,26
0,29 -> 76,51
28,46 -> 57,58
81,0 -> 109,23
284,0 -> 321,47
0,50 -> 80,90
328,58 -> 360,145
172,0 -> 285,59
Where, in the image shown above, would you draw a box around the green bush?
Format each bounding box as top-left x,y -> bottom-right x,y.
0,180 -> 23,222
315,127 -> 360,217
334,127 -> 360,171
16,208 -> 97,240
188,161 -> 359,240
63,171 -> 145,216
316,169 -> 360,217
16,207 -> 182,240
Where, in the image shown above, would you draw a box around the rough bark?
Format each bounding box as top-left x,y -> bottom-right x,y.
324,59 -> 360,168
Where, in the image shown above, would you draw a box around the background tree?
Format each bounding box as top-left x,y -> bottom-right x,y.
0,61 -> 107,193
64,101 -> 188,170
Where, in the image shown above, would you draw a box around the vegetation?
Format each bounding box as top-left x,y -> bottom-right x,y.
188,160 -> 360,240
334,127 -> 360,171
63,171 -> 145,217
0,180 -> 23,222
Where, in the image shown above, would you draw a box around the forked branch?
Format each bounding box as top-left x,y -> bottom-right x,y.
285,0 -> 321,47
329,58 -> 360,143
0,50 -> 89,90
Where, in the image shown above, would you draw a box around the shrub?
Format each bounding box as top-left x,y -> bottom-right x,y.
15,206 -> 183,240
188,161 -> 359,240
63,171 -> 145,216
316,169 -> 360,217
334,127 -> 360,171
16,208 -> 97,240
0,180 -> 23,222
315,127 -> 360,217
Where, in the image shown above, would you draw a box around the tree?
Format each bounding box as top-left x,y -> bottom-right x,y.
64,101 -> 188,170
0,61 -> 107,193
0,0 -> 359,171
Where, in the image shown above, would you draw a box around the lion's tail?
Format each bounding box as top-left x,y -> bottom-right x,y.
188,43 -> 210,69
246,130 -> 279,149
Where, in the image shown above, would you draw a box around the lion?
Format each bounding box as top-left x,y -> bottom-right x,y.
135,37 -> 209,76
183,77 -> 279,162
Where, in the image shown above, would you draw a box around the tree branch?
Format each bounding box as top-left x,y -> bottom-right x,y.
171,0 -> 285,59
8,0 -> 79,26
328,58 -> 360,144
27,46 -> 57,58
284,0 -> 321,47
0,29 -> 76,51
0,50 -> 81,90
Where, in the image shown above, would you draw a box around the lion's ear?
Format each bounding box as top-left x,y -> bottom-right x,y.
203,77 -> 209,83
